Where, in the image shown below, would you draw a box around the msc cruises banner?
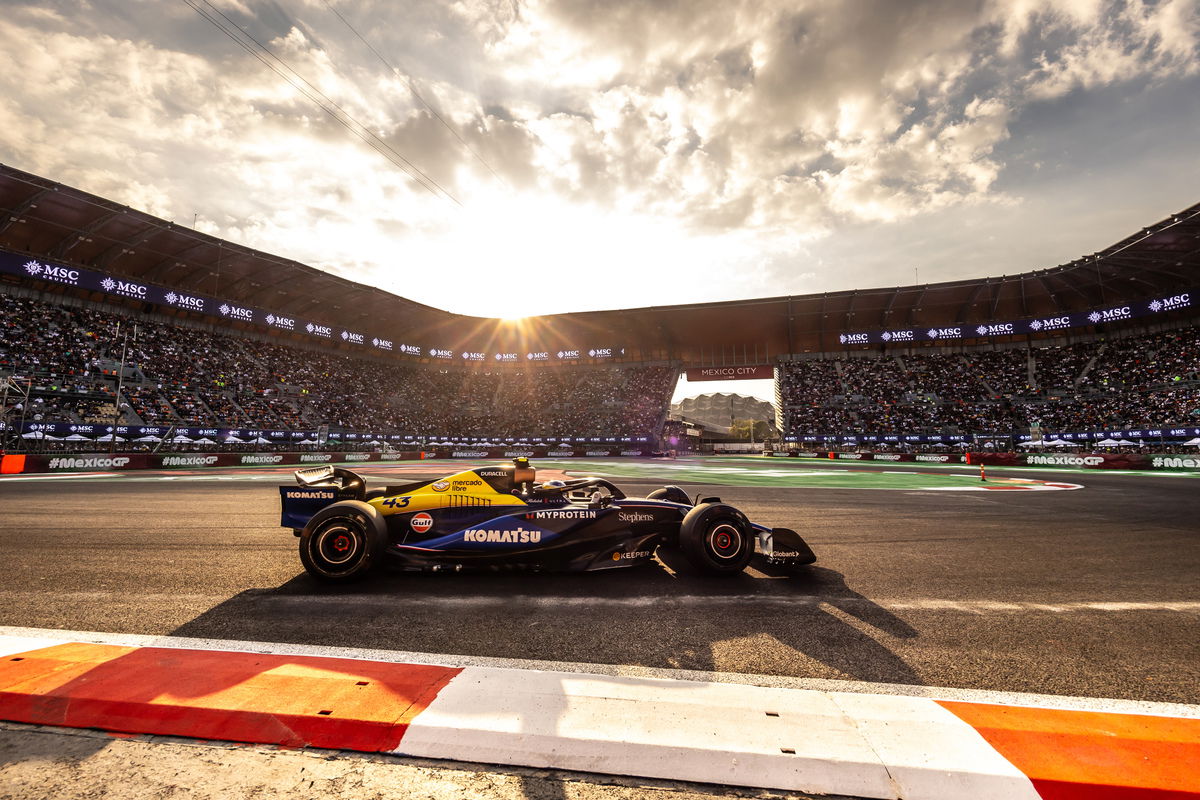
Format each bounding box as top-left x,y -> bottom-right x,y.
0,249 -> 627,363
783,426 -> 1200,444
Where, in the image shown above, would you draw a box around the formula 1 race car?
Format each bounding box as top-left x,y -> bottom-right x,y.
279,457 -> 816,582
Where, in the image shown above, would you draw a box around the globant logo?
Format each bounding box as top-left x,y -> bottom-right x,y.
1149,294 -> 1190,313
25,260 -> 80,285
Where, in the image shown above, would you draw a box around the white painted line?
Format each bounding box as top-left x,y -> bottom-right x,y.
2,626 -> 1197,719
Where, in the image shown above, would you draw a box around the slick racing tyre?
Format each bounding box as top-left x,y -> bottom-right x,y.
679,503 -> 754,576
299,502 -> 386,582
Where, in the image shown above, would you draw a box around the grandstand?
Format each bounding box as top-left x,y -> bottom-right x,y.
0,163 -> 1198,454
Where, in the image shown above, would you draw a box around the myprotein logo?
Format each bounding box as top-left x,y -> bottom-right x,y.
975,323 -> 1014,336
300,454 -> 333,462
100,277 -> 148,298
1149,294 -> 1191,313
526,510 -> 598,520
880,330 -> 914,343
162,455 -> 219,466
463,527 -> 542,544
926,327 -> 963,340
839,333 -> 870,345
1026,455 -> 1105,466
241,454 -> 283,464
265,313 -> 296,331
1087,307 -> 1132,324
48,456 -> 131,469
165,291 -> 205,311
219,303 -> 254,322
24,260 -> 80,285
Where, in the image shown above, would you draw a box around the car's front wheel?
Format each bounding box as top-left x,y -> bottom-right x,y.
678,503 -> 754,575
299,502 -> 386,582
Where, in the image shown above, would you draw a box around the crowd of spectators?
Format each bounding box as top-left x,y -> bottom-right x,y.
1,293 -> 676,442
780,328 -> 1200,436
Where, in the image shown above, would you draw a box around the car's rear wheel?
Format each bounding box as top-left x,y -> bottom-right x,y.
299,503 -> 385,582
679,503 -> 754,575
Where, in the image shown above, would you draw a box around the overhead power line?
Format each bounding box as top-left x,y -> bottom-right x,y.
179,0 -> 461,206
318,0 -> 508,186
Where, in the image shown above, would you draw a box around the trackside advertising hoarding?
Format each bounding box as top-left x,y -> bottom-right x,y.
767,451 -> 1199,470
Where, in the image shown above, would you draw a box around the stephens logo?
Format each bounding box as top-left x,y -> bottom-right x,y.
165,291 -> 205,311
463,527 -> 543,544
219,303 -> 254,321
618,511 -> 655,523
25,260 -> 80,285
100,277 -> 148,298
410,512 -> 434,533
1149,294 -> 1190,313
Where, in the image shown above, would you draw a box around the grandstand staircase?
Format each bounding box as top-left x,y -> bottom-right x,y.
1076,347 -> 1103,388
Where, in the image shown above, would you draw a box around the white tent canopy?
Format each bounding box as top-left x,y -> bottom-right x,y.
63,433 -> 92,441
134,435 -> 162,442
1095,438 -> 1121,447
1182,437 -> 1200,446
21,431 -> 61,440
96,434 -> 125,442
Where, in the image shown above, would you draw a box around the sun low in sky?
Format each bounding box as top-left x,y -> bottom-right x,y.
0,0 -> 1197,319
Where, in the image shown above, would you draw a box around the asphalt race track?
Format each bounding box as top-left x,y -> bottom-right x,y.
1,457 -> 1198,704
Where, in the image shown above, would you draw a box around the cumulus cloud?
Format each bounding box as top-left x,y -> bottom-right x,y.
0,0 -> 1195,315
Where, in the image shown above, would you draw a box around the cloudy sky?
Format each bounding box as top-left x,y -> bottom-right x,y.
1,0 -> 1197,320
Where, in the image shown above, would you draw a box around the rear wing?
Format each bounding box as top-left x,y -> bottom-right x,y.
280,485 -> 338,529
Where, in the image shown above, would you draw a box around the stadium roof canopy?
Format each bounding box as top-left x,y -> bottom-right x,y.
1,163 -> 1196,362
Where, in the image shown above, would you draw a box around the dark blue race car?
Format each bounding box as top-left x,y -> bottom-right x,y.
280,457 -> 816,582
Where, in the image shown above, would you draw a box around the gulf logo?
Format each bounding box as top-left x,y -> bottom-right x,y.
410,513 -> 434,533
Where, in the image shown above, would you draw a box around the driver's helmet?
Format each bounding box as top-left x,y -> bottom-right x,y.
542,479 -> 566,488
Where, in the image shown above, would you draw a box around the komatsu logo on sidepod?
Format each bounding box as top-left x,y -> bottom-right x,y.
463,527 -> 542,543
